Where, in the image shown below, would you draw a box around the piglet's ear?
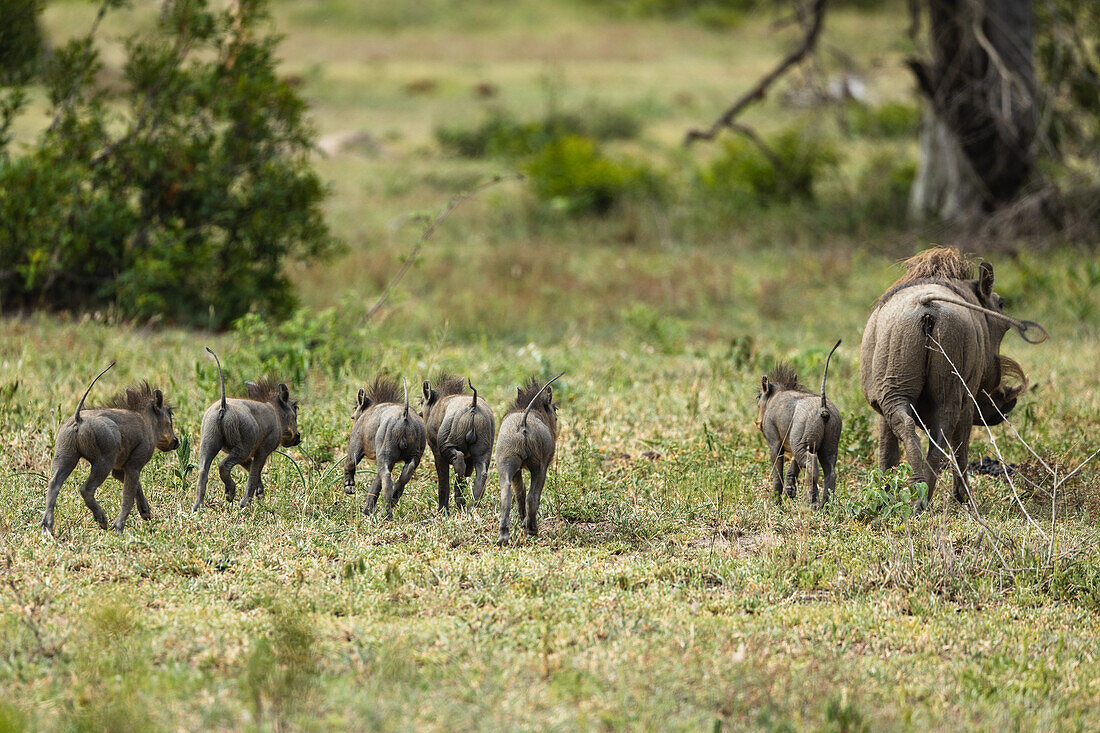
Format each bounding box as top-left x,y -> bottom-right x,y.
153,389 -> 164,408
357,388 -> 366,407
278,383 -> 290,402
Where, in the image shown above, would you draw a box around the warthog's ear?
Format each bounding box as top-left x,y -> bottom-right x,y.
979,261 -> 995,300
422,380 -> 433,404
153,389 -> 165,409
357,388 -> 366,408
546,386 -> 553,404
245,380 -> 257,392
760,375 -> 771,395
278,383 -> 290,403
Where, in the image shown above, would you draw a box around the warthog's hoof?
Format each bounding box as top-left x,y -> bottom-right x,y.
497,536 -> 510,547
344,482 -> 356,496
256,485 -> 265,498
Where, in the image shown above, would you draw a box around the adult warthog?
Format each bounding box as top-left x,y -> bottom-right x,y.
860,247 -> 1047,509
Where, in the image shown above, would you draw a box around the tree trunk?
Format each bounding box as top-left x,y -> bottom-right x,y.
908,0 -> 1037,222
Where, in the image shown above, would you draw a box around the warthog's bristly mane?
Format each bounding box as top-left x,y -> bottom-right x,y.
244,377 -> 284,402
877,246 -> 978,307
365,375 -> 404,405
433,373 -> 467,397
97,381 -> 165,412
508,376 -> 554,416
897,246 -> 975,283
768,363 -> 809,392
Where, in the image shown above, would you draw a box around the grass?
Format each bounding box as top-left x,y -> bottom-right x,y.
3,0 -> 1100,730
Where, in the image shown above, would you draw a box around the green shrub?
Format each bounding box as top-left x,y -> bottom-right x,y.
849,150 -> 917,228
524,135 -> 660,215
0,0 -> 43,84
697,128 -> 839,207
232,306 -> 369,382
0,0 -> 338,328
842,100 -> 920,139
582,0 -> 758,29
436,105 -> 641,159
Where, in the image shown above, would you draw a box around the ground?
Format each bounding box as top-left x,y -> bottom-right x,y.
1,1 -> 1099,730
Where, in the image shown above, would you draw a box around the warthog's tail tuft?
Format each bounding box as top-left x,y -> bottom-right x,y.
402,377 -> 410,420
468,378 -> 477,412
75,361 -> 116,424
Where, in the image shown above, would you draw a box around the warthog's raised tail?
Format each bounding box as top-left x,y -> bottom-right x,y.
206,347 -> 226,418
820,340 -> 841,420
467,378 -> 479,444
918,294 -> 1049,344
75,361 -> 116,425
522,371 -> 565,433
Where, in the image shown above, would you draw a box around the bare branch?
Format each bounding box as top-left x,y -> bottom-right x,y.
684,0 -> 829,146
363,173 -> 522,323
925,335 -> 1049,542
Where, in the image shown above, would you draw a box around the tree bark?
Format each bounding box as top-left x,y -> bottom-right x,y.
909,0 -> 1037,222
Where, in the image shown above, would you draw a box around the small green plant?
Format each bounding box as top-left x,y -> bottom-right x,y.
843,464 -> 929,523
171,431 -> 197,490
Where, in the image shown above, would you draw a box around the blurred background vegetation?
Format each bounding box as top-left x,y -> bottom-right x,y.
0,0 -> 1096,334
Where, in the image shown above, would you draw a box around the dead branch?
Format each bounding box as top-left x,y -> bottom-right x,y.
684,0 -> 829,146
363,173 -> 522,323
926,334 -> 1049,542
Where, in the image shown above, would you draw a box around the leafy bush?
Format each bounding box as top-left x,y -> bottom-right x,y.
851,151 -> 917,227
697,128 -> 839,207
524,135 -> 661,215
436,105 -> 641,159
0,0 -> 43,84
842,101 -> 920,139
232,306 -> 368,382
582,0 -> 758,29
0,0 -> 338,328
